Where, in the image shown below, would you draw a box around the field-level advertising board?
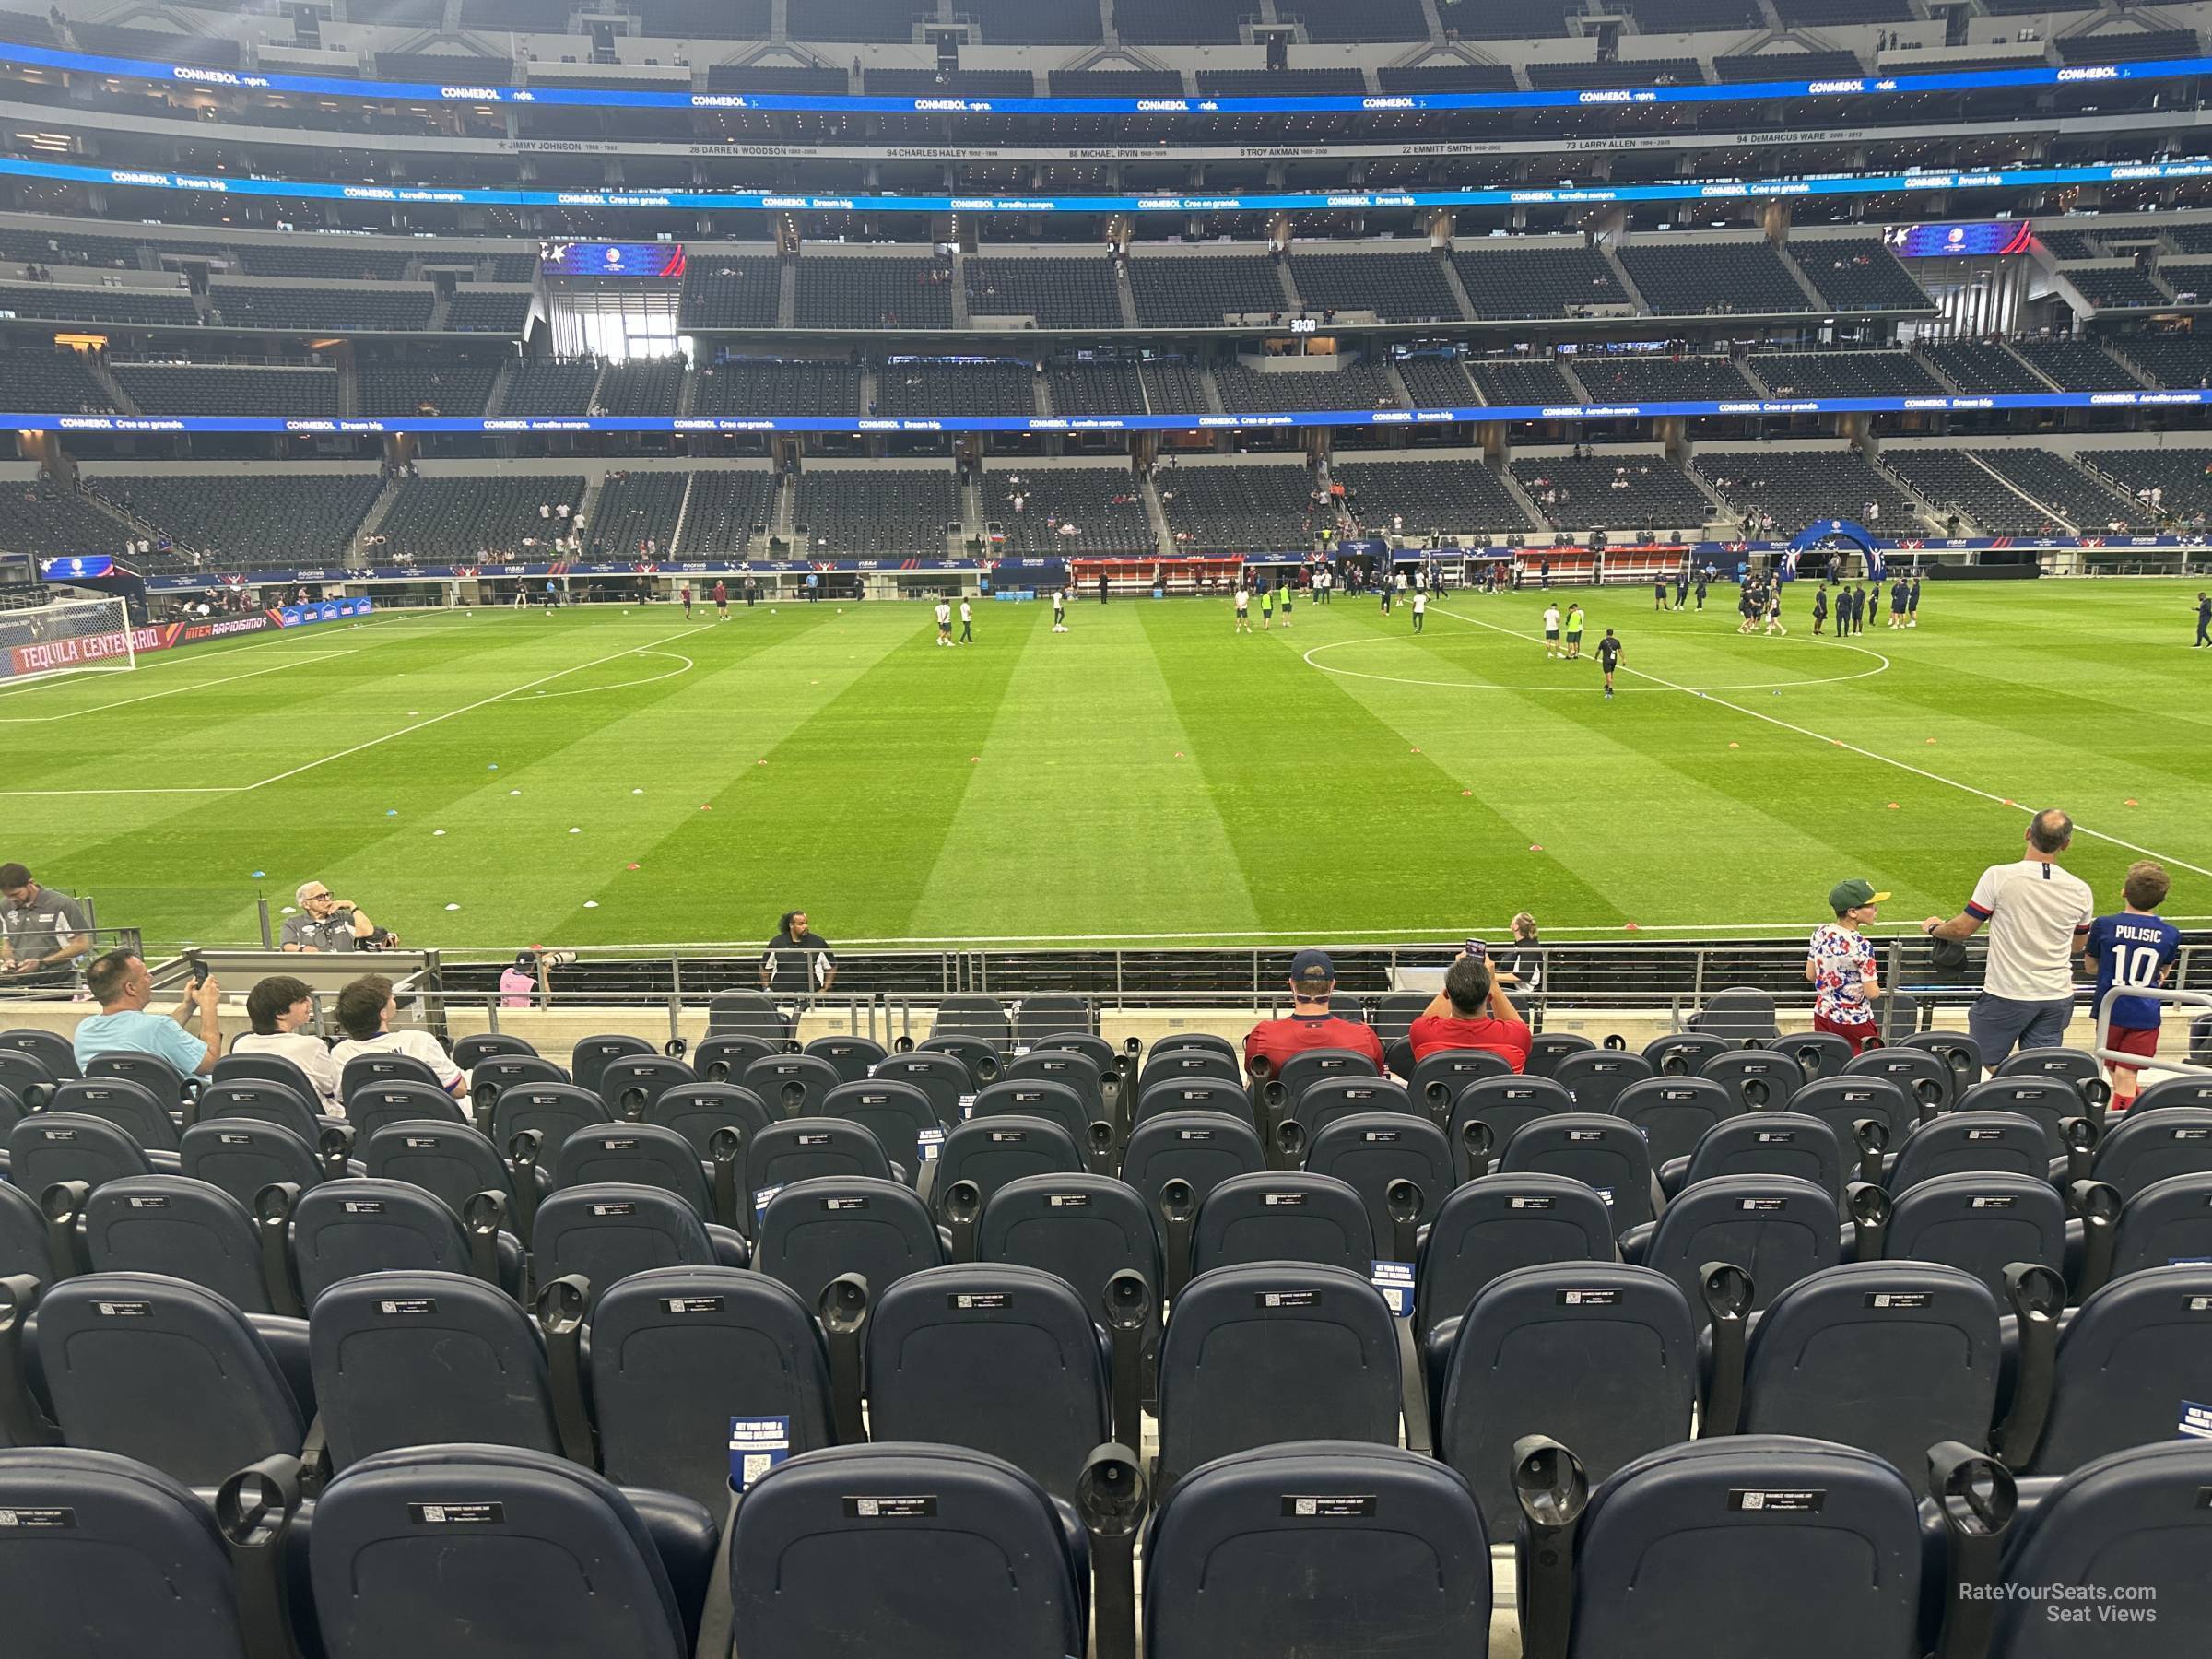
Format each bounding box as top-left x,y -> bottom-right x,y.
0,594 -> 140,687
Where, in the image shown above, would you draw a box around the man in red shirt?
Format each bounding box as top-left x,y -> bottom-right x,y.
1242,949 -> 1387,1076
1407,951 -> 1534,1072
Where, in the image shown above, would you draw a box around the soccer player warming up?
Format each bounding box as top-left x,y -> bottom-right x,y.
1234,583 -> 1251,634
1542,603 -> 1562,658
1563,602 -> 1585,659
1411,587 -> 1427,633
1596,628 -> 1621,698
1053,588 -> 1068,633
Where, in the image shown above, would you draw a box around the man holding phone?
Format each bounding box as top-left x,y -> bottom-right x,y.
72,949 -> 223,1076
1407,944 -> 1533,1071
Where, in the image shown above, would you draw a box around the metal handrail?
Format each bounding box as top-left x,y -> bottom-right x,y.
2091,983 -> 2212,1078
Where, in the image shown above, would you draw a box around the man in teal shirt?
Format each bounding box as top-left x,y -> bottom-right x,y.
72,949 -> 224,1076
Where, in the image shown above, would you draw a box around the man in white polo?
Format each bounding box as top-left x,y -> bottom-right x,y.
1921,808 -> 2092,1065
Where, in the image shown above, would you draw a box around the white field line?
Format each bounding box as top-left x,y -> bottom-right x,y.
0,606 -> 469,701
1432,604 -> 2212,882
0,651 -> 359,724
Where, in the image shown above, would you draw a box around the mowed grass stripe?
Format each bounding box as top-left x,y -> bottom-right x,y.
910,598 -> 1263,940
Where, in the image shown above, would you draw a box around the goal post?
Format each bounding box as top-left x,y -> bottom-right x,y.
0,594 -> 141,688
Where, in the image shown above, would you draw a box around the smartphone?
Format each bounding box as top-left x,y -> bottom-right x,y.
189,954 -> 210,985
1464,939 -> 1487,959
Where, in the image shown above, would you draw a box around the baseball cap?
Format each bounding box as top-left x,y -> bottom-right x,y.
1288,947 -> 1336,988
1827,878 -> 1892,912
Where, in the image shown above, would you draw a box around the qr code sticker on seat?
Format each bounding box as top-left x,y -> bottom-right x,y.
744,1454 -> 772,1486
856,1498 -> 880,1517
1295,1499 -> 1318,1516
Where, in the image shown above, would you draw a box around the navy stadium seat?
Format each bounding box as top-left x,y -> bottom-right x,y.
2022,1264 -> 2212,1476
0,1028 -> 80,1081
0,1180 -> 43,1279
1524,1031 -> 1596,1079
1156,1262 -> 1400,1488
2124,1077 -> 2212,1115
1140,1047 -> 1242,1094
1685,986 -> 1781,1042
1012,995 -> 1097,1044
1498,1112 -> 1657,1231
196,1078 -> 331,1146
1436,1262 -> 1698,1542
2089,1106 -> 2212,1201
1453,1076 -> 1572,1175
1641,1031 -> 1732,1076
975,1172 -> 1161,1314
82,1052 -> 191,1113
744,1117 -> 897,1214
1886,1112 -> 2053,1194
690,1034 -> 778,1086
1882,1171 -> 2067,1296
1151,1033 -> 1238,1064
867,1263 -> 1110,1499
742,1053 -> 842,1119
1622,1174 -> 1841,1314
705,991 -> 791,1040
288,1178 -> 514,1304
553,1121 -> 721,1222
870,1051 -> 971,1126
339,1053 -> 448,1101
1269,1048 -> 1380,1122
930,995 -> 1014,1050
34,1273 -> 304,1488
753,1175 -> 944,1315
309,1445 -> 704,1659
1766,1030 -> 1856,1080
822,1079 -> 941,1182
1672,1112 -> 1850,1205
48,1078 -> 180,1158
918,1032 -> 1004,1088
1553,1050 -> 1653,1117
1700,1049 -> 1804,1113
1613,1076 -> 1740,1173
730,1444 -> 1087,1659
1190,1171 -> 1374,1277
10,1112 -> 156,1194
181,1118 -> 331,1212
1134,1077 -> 1253,1130
1844,1045 -> 1955,1113
1302,1112 -> 1455,1247
1899,1030 -> 1984,1098
1958,1077 -> 2099,1162
932,1116 -> 1085,1224
1414,1172 -> 1618,1342
1791,1076 -> 1916,1148
803,1034 -> 887,1085
642,1082 -> 772,1170
531,1183 -> 749,1312
570,1033 -> 655,1100
346,1081 -> 463,1140
452,1031 -> 537,1068
1003,1049 -> 1114,1136
590,1265 -> 836,1517
363,1120 -> 529,1230
466,1053 -> 568,1121
75,1175 -> 274,1314
599,1054 -> 696,1120
2100,1172 -> 2212,1282
1292,1076 -> 1418,1140
1994,1047 -> 2102,1088
1145,1443 -> 1490,1659
1407,1048 -> 1515,1120
213,1051 -> 324,1109
0,1048 -> 60,1114
971,1077 -> 1092,1149
1119,1111 -> 1268,1271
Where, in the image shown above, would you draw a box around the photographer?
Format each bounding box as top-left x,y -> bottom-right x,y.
281,882 -> 392,953
1407,947 -> 1533,1072
500,948 -> 575,1008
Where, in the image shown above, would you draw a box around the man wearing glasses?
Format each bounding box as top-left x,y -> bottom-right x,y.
281,882 -> 383,953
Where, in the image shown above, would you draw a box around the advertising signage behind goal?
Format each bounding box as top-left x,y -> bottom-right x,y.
0,595 -> 138,686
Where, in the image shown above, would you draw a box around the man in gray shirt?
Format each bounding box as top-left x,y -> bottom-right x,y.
280,880 -> 382,953
1,863 -> 91,994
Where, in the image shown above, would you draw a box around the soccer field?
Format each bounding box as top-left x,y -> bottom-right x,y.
5,579 -> 2207,954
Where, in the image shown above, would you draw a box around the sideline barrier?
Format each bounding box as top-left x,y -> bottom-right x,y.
2,597 -> 372,677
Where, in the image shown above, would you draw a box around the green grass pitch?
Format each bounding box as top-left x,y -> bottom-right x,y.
5,579 -> 2206,954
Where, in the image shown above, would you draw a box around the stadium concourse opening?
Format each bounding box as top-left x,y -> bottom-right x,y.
6,0 -> 2212,1654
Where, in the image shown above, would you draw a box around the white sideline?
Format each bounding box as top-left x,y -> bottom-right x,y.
0,651 -> 359,724
1432,605 -> 2212,883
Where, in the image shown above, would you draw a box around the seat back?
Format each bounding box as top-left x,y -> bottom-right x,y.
1686,986 -> 1782,1041
1030,1031 -> 1116,1076
590,1265 -> 837,1516
1134,1077 -> 1253,1130
598,1054 -> 697,1120
1002,1051 -> 1112,1134
2093,1107 -> 2212,1202
643,1083 -> 772,1162
754,1176 -> 944,1315
742,1053 -> 843,1120
1957,1077 -> 2085,1156
2108,1172 -> 2212,1280
1303,1112 -> 1456,1241
569,1033 -> 655,1100
1498,1112 -> 1657,1231
347,1081 -> 465,1141
0,1447 -> 249,1659
1144,1444 -> 1489,1659
1900,1030 -> 1983,1097
1886,1111 -> 2052,1194
339,1052 -> 447,1101
532,1184 -> 725,1312
1562,1438 -> 1922,1659
309,1269 -> 558,1472
1524,1031 -> 1597,1080
489,1082 -> 610,1165
364,1120 -> 515,1218
971,1077 -> 1090,1147
1882,1171 -> 2067,1297
1120,1112 -> 1268,1233
1843,1045 -> 1954,1112
39,1273 -> 303,1486
1011,995 -> 1096,1044
1640,1175 -> 1841,1314
1993,1047 -> 2102,1088
0,1026 -> 79,1080
745,1117 -> 895,1213
975,1173 -> 1160,1315
822,1079 -> 940,1181
917,1033 -> 1003,1089
867,1263 -> 1108,1500
691,1033 -> 778,1085
1191,1171 -> 1375,1277
1439,1262 -> 1697,1542
803,1034 -> 888,1085
731,1444 -> 1082,1659
83,1051 -> 189,1111
1790,1077 -> 1916,1148
1370,992 -> 1432,1043
1741,1261 -> 2000,1492
196,1077 -> 321,1144
0,1051 -> 56,1115
180,1118 -> 324,1210
929,995 -> 1013,1050
868,1051 -> 971,1126
50,1077 -> 178,1154
9,1112 -> 154,1194
215,1050 -> 324,1107
290,1180 -> 478,1305
2029,1265 -> 2212,1477
1641,1032 -> 1732,1077
309,1446 -> 690,1659
1994,1441 -> 2212,1654
1141,1047 -> 1243,1094
1679,1112 -> 1847,1205
0,1181 -> 42,1280
1274,1047 -> 1379,1117
2125,1077 -> 2212,1115
934,1116 -> 1084,1219
1415,1173 -> 1618,1342
1452,1075 -> 1572,1172
553,1121 -> 714,1220
1553,1051 -> 1654,1116
705,992 -> 791,1041
451,1032 -> 537,1069
1407,1048 -> 1514,1119
1765,1030 -> 1856,1081
1151,1032 -> 1238,1063
1157,1262 -> 1401,1485
1700,1050 -> 1804,1112
465,1053 -> 568,1114
1612,1077 -> 1740,1171
1292,1076 -> 1418,1141
80,1175 -> 270,1313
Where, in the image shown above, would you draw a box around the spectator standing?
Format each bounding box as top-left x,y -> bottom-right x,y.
281,883 -> 379,953
762,911 -> 837,995
0,863 -> 92,994
1242,949 -> 1386,1075
73,949 -> 221,1076
330,973 -> 465,1096
2083,862 -> 2182,1110
1922,809 -> 2093,1065
1806,880 -> 1888,1054
231,974 -> 342,1109
1495,913 -> 1545,1025
1407,951 -> 1534,1070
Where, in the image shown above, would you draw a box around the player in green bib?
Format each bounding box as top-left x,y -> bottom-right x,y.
1563,603 -> 1586,659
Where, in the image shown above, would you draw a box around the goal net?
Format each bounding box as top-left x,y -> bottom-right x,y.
0,594 -> 142,688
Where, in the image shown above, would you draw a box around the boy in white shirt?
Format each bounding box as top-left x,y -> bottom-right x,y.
331,973 -> 466,1096
231,973 -> 343,1110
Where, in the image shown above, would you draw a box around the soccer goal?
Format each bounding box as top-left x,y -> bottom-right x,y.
0,594 -> 142,688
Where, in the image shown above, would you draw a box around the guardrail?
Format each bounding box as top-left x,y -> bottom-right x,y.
2092,984 -> 2212,1078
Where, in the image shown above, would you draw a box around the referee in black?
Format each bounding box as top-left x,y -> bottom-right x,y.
1596,628 -> 1623,700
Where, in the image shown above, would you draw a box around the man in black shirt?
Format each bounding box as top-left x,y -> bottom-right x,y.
1596,628 -> 1622,700
2198,591 -> 2211,647
760,911 -> 836,995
